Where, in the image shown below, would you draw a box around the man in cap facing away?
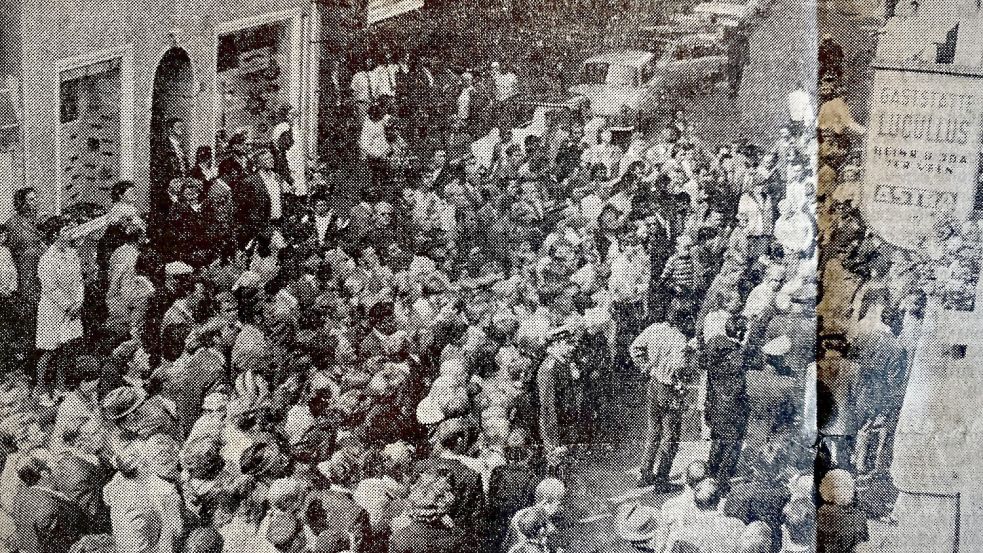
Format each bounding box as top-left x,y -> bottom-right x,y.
411,417 -> 484,536
389,472 -> 464,553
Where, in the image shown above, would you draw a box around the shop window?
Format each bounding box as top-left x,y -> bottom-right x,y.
60,79 -> 79,123
368,0 -> 424,24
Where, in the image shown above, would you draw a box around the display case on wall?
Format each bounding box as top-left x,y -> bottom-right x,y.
58,58 -> 123,208
0,79 -> 22,222
215,20 -> 293,151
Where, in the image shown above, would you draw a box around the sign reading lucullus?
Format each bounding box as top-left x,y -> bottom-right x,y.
863,62 -> 983,248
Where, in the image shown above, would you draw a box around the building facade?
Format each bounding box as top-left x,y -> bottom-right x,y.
13,0 -> 324,215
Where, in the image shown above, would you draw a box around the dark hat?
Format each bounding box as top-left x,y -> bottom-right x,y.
367,301 -> 395,324
183,527 -> 224,553
239,440 -> 283,477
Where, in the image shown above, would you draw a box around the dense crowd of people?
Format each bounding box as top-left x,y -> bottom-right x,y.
0,14 -> 846,552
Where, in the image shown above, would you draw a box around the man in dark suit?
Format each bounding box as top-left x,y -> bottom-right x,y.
149,117 -> 189,239
485,440 -> 539,551
235,148 -> 275,248
217,133 -> 251,183
411,418 -> 484,536
702,314 -> 750,484
153,117 -> 189,189
286,195 -> 346,255
5,187 -> 44,358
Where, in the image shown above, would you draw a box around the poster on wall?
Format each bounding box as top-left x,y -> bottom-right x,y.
216,22 -> 291,148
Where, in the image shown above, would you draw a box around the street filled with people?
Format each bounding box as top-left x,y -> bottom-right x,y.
0,1 -> 888,552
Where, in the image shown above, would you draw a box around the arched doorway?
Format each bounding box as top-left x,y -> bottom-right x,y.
148,47 -> 193,215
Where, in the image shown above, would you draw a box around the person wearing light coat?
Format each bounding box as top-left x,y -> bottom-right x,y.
35,218 -> 85,399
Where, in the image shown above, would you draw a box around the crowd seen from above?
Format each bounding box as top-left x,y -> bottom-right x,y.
0,33 -> 894,553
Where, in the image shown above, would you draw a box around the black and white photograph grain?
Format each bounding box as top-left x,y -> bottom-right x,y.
0,0 -> 976,550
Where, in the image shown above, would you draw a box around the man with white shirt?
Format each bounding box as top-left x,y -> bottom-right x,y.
236,147 -> 286,247
610,224 -> 652,376
631,309 -> 691,490
359,104 -> 392,199
457,72 -> 476,127
351,58 -> 376,127
370,55 -> 396,100
736,180 -> 774,260
787,81 -> 814,134
257,147 -> 286,223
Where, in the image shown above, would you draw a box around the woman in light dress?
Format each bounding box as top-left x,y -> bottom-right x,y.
35,215 -> 85,402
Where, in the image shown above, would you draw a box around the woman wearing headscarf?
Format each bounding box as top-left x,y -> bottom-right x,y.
105,224 -> 154,345
388,472 -> 463,553
35,215 -> 85,402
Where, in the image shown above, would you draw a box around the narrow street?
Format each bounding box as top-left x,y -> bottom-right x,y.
552,0 -> 818,548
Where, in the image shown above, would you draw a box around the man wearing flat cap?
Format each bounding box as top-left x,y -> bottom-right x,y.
389,472 -> 464,553
101,385 -> 179,443
537,326 -> 580,454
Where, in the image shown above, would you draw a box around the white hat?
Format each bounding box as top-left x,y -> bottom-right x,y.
416,395 -> 445,426
165,261 -> 193,276
762,335 -> 792,356
232,271 -> 262,290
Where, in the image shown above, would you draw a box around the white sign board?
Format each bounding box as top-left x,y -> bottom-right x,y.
862,64 -> 983,248
368,0 -> 423,25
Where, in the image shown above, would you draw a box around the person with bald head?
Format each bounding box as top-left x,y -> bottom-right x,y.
654,461 -> 709,552
665,478 -> 746,553
503,478 -> 568,552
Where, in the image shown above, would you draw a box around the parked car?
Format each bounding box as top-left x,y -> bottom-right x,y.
568,39 -> 728,120
568,50 -> 662,119
660,33 -> 730,92
691,0 -> 762,26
